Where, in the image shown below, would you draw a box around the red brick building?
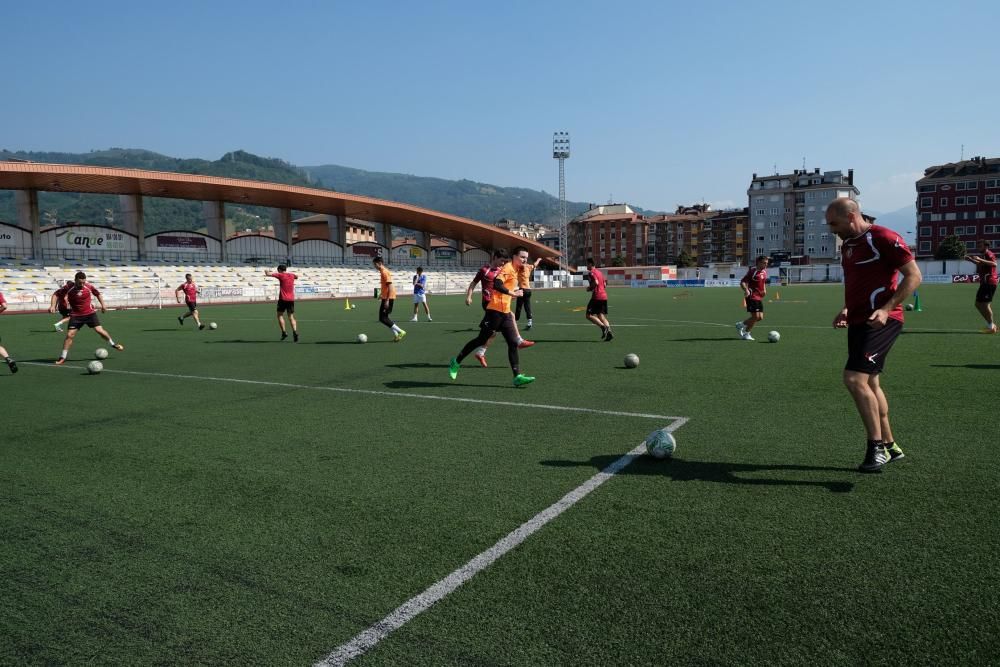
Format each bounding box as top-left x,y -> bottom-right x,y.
566,204 -> 647,268
916,156 -> 1000,257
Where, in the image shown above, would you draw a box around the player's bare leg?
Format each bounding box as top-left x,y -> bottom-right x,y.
277,313 -> 287,339
94,325 -> 124,351
192,308 -> 204,329
289,313 -> 299,342
55,328 -> 78,364
843,370 -> 882,441
0,343 -> 15,373
975,301 -> 995,330
870,373 -> 904,462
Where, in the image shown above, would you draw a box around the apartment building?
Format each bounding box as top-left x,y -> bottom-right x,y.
915,156 -> 1000,257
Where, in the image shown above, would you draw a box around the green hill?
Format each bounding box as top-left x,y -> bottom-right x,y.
0,148 -> 620,235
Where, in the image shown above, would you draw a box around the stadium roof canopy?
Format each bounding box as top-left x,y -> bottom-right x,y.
0,161 -> 558,258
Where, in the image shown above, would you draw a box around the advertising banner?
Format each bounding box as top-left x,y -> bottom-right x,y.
156,235 -> 208,251
0,230 -> 15,247
54,228 -> 128,250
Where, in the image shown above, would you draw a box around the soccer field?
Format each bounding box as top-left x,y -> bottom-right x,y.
2,284 -> 998,665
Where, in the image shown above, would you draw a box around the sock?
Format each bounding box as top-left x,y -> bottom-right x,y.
108,339 -> 116,347
391,325 -> 402,334
516,336 -> 524,344
867,439 -> 885,449
474,346 -> 486,356
60,350 -> 68,360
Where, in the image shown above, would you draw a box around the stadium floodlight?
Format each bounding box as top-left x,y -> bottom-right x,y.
553,132 -> 570,266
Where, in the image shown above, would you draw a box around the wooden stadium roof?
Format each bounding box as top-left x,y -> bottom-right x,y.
0,161 -> 559,258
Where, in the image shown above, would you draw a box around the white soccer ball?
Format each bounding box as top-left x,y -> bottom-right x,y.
768,330 -> 780,343
624,353 -> 639,368
645,429 -> 677,459
94,348 -> 109,360
357,333 -> 368,343
87,360 -> 104,375
209,322 -> 218,330
351,304 -> 356,309
905,304 -> 914,311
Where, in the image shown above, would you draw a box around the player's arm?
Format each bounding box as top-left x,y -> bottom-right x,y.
868,260 -> 922,328
833,305 -> 848,328
175,285 -> 183,303
585,272 -> 594,292
49,292 -> 58,313
96,292 -> 108,314
465,274 -> 482,305
264,270 -> 273,277
981,255 -> 997,267
492,277 -> 523,298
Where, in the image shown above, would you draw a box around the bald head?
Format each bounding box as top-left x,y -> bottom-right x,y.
825,197 -> 866,239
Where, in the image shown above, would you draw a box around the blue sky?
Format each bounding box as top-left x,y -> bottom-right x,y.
4,0 -> 999,214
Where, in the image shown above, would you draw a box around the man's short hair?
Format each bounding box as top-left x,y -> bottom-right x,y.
512,245 -> 528,257
756,256 -> 769,265
185,273 -> 192,279
75,271 -> 86,280
586,258 -> 595,267
492,248 -> 509,260
372,256 -> 383,266
416,266 -> 423,273
277,264 -> 287,272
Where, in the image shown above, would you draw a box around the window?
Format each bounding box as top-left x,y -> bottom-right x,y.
956,182 -> 966,191
966,181 -> 978,190
939,227 -> 948,237
920,227 -> 932,237
985,225 -> 1000,234
931,213 -> 942,221
919,241 -> 931,252
967,196 -> 978,205
755,209 -> 766,216
807,246 -> 816,254
807,233 -> 815,240
807,192 -> 815,200
940,197 -> 948,206
966,241 -> 977,250
977,211 -> 987,219
986,179 -> 999,189
920,197 -> 933,207
918,184 -> 936,193
755,196 -> 765,203
987,195 -> 997,204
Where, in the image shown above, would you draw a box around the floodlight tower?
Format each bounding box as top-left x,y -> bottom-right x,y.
553,131 -> 571,266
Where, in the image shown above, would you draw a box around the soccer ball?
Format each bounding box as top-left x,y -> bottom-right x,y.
209,322 -> 218,329
905,304 -> 914,311
768,331 -> 780,343
94,348 -> 109,359
351,304 -> 356,309
624,353 -> 639,368
645,429 -> 677,459
357,333 -> 368,343
87,360 -> 104,375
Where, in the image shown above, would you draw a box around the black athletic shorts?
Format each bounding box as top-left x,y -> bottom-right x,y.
186,299 -> 198,313
845,319 -> 903,375
586,298 -> 608,316
68,313 -> 101,330
277,298 -> 295,314
480,308 -> 513,333
746,298 -> 764,313
481,300 -> 489,312
379,298 -> 395,316
976,283 -> 997,303
58,306 -> 71,318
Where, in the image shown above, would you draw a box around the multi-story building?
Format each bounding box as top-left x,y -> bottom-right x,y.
747,168 -> 858,263
494,218 -> 549,241
915,156 -> 1000,257
645,205 -> 750,266
566,204 -> 647,267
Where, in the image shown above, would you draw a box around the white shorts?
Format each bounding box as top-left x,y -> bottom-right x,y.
413,293 -> 426,304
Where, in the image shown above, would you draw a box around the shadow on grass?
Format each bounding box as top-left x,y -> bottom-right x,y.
931,363 -> 1000,370
314,340 -> 389,345
542,455 -> 856,493
384,362 -> 444,369
202,339 -> 287,344
902,330 -> 983,335
384,379 -> 497,389
671,337 -> 746,343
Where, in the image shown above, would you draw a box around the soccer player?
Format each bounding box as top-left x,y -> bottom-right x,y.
54,271 -> 124,365
0,291 -> 18,373
585,258 -> 613,341
49,280 -> 72,332
450,246 -> 535,387
265,265 -> 299,342
464,250 -> 508,367
410,266 -> 432,322
826,198 -> 921,473
966,240 -> 998,333
175,273 -> 205,330
737,256 -> 770,341
373,256 -> 406,341
515,256 -> 543,330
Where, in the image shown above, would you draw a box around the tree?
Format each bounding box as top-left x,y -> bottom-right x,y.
675,250 -> 698,268
935,235 -> 967,260
611,255 -> 626,267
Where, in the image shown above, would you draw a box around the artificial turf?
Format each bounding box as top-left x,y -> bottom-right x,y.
1,283 -> 998,665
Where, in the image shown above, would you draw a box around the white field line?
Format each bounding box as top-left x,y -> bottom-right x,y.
27,363 -> 683,421
315,419 -> 688,667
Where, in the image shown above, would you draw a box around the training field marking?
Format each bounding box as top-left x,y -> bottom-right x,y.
27,363 -> 682,421
315,419 -> 687,667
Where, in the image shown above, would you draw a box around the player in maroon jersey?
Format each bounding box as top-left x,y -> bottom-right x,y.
264,265 -> 299,342
826,198 -> 921,473
585,258 -> 614,341
175,274 -> 205,330
737,256 -> 770,341
54,272 -> 124,365
0,292 -> 18,373
966,240 -> 998,333
49,280 -> 73,332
